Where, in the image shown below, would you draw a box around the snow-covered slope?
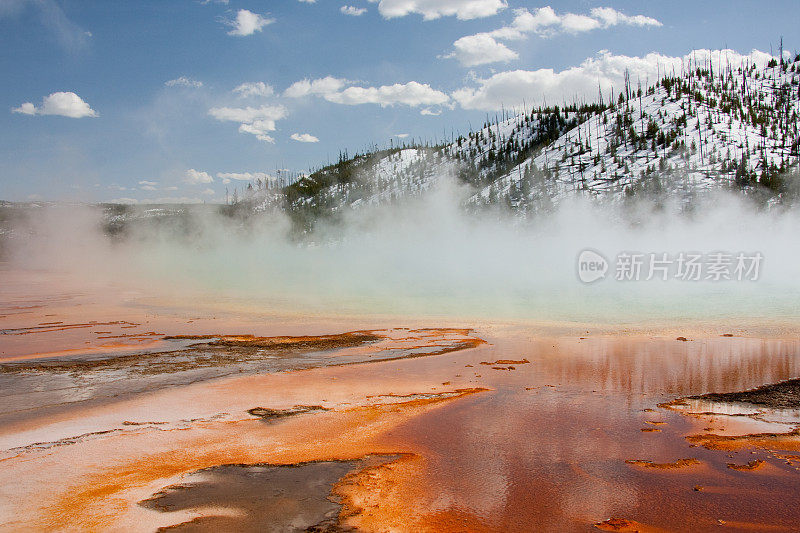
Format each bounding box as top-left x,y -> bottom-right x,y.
244,56 -> 800,223
476,59 -> 799,207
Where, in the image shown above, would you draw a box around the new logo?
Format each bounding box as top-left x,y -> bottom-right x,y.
577,249 -> 608,283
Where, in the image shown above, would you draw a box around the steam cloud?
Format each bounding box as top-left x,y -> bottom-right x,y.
6,178 -> 800,325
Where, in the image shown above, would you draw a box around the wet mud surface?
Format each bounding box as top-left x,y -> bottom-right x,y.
689,377 -> 800,409
139,455 -> 397,532
667,377 -> 800,455
0,328 -> 483,421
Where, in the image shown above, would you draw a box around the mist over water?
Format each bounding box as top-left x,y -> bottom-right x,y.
6,178 -> 800,325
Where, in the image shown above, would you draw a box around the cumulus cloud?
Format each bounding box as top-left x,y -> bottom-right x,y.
446,7 -> 661,66
232,81 -> 274,98
484,7 -> 556,40
208,104 -> 287,143
559,13 -> 600,33
13,102 -> 37,115
208,105 -> 285,123
286,77 -> 448,107
138,180 -> 158,191
236,122 -> 276,143
420,107 -> 442,115
489,6 -> 660,39
452,48 -> 777,110
368,0 -> 506,20
226,9 -> 273,36
165,76 -> 203,88
12,91 -> 97,118
290,133 -> 320,143
341,5 -> 367,16
216,171 -> 274,184
284,76 -> 349,98
445,33 -> 517,67
396,133 -> 410,138
184,169 -> 214,184
327,82 -> 449,107
590,7 -> 663,29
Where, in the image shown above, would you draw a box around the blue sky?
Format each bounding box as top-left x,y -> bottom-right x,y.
1,0 -> 797,202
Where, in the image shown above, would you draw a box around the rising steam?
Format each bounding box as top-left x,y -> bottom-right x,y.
5,177 -> 800,325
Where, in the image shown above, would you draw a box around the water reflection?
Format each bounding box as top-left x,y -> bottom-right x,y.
390,333 -> 800,531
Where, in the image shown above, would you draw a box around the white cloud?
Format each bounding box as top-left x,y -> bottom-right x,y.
590,7 -> 663,29
287,77 -> 450,108
184,169 -> 214,184
165,76 -> 203,88
689,48 -> 779,70
368,0 -> 506,20
202,188 -> 216,195
208,104 -> 286,124
297,0 -> 316,3
12,91 -> 97,118
290,76 -> 450,107
138,180 -> 158,191
208,104 -> 287,143
226,9 -> 274,36
446,7 -> 661,66
284,76 -> 349,98
290,133 -> 320,143
396,133 -> 409,138
420,107 -> 442,115
13,102 -> 37,115
237,121 -> 277,143
327,82 -> 449,107
452,48 -> 776,111
445,33 -> 517,67
490,6 -> 660,39
232,81 -> 274,98
341,5 -> 367,16
486,7 -> 559,40
560,13 -> 600,33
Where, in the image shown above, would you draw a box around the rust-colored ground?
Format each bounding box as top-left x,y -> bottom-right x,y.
624,458 -> 701,470
3,267 -> 800,532
37,390 -> 485,531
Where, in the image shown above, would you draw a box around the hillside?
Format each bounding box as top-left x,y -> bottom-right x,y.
237,53 -> 800,228
474,55 -> 800,209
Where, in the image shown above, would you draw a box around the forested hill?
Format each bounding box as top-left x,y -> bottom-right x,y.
231,53 -> 800,228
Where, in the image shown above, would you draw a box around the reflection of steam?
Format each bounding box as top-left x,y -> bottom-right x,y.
6,179 -> 800,323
